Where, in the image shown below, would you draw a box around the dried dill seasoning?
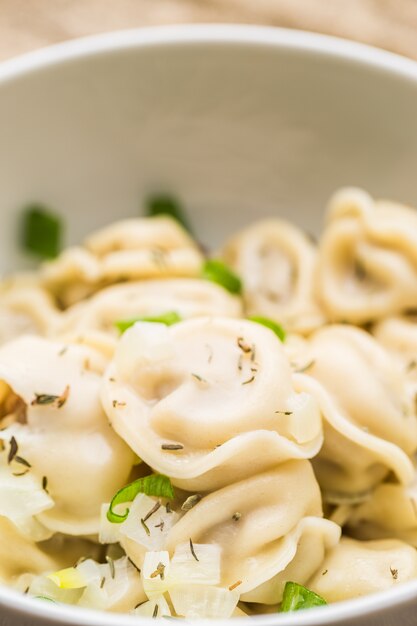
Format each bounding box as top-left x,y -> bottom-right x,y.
390,567 -> 398,580
105,555 -> 115,579
7,436 -> 18,464
229,580 -> 242,591
127,557 -> 141,573
237,337 -> 251,353
150,562 -> 165,580
242,375 -> 255,385
141,518 -> 151,536
31,385 -> 70,409
191,373 -> 208,384
189,538 -> 199,562
142,502 -> 161,523
181,494 -> 202,511
294,360 -> 315,374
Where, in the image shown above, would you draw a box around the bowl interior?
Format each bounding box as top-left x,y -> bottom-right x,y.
0,26 -> 417,271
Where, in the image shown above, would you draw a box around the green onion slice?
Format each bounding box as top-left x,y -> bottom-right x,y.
248,316 -> 286,342
115,311 -> 182,334
107,474 -> 175,523
280,582 -> 327,612
202,259 -> 242,294
146,194 -> 192,233
34,596 -> 57,603
21,205 -> 62,259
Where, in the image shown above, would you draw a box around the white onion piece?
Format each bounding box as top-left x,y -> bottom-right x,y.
76,559 -> 102,586
119,493 -> 179,553
0,463 -> 53,538
142,551 -> 171,596
170,584 -> 239,619
132,593 -> 171,617
78,557 -> 145,612
99,503 -> 121,544
170,542 -> 221,586
27,574 -> 83,604
114,322 -> 175,380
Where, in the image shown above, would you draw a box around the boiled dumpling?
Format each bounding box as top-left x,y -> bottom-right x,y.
0,335 -> 135,535
373,315 -> 417,394
221,219 -> 325,334
165,461 -> 340,604
57,279 -> 242,338
0,278 -> 61,344
101,317 -> 323,491
42,216 -> 204,306
345,473 -> 417,546
308,537 -> 417,602
293,325 -> 417,498
316,187 -> 417,323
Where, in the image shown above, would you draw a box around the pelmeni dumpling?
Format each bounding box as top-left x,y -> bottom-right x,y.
0,335 -> 135,535
345,473 -> 417,546
316,187 -> 417,323
0,278 -> 61,344
57,279 -> 243,338
101,317 -> 323,491
292,325 -> 417,499
221,219 -> 325,334
42,217 -> 204,306
165,461 -> 340,604
0,517 -> 58,582
308,537 -> 417,602
373,316 -> 417,391
1,518 -> 101,584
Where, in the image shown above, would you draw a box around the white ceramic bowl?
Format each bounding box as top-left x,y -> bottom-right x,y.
0,24 -> 417,626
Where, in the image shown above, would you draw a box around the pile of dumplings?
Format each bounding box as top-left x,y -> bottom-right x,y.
2,186 -> 417,618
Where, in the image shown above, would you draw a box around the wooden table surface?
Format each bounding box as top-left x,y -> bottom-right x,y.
1,0 -> 417,61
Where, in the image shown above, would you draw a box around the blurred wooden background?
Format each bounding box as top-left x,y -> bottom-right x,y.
1,0 -> 417,61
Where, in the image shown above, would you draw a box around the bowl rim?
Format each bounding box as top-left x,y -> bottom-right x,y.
0,22 -> 417,626
0,22 -> 417,85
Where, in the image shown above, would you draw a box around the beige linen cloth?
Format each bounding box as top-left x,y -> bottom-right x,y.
1,0 -> 417,61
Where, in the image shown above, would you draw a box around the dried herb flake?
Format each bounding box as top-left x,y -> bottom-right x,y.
181,494 -> 202,511
189,538 -> 199,562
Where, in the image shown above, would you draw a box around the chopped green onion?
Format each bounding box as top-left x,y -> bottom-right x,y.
115,311 -> 182,334
202,260 -> 242,295
146,194 -> 192,233
280,582 -> 327,612
34,596 -> 57,603
107,474 -> 175,524
248,316 -> 286,342
21,205 -> 62,259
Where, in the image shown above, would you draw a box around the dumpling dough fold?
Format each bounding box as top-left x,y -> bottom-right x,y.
41,216 -> 203,306
292,325 -> 417,497
308,537 -> 417,602
165,461 -> 340,603
345,472 -> 417,546
101,317 -> 323,491
57,279 -> 242,338
222,219 -> 325,334
0,335 -> 134,535
316,187 -> 417,323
